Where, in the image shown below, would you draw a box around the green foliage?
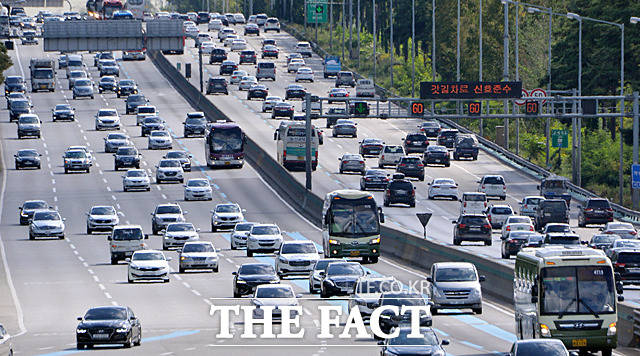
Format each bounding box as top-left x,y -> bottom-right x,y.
0,43 -> 12,85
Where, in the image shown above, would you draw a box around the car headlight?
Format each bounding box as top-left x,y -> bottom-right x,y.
21,211 -> 27,217
278,257 -> 288,264
328,239 -> 340,245
608,322 -> 617,336
76,328 -> 87,333
539,323 -> 551,337
471,288 -> 481,297
115,327 -> 129,333
369,237 -> 380,244
236,279 -> 246,284
379,314 -> 391,319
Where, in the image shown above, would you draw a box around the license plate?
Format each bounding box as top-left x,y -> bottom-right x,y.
224,162 -> 230,165
571,339 -> 587,347
221,156 -> 232,160
469,227 -> 481,232
40,84 -> 46,88
412,142 -> 420,146
297,156 -> 304,160
93,333 -> 109,340
434,159 -> 441,162
350,251 -> 360,257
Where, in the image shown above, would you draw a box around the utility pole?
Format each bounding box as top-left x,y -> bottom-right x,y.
357,0 -> 360,68
304,93 -> 313,190
411,0 -> 415,98
431,0 -> 436,115
515,1 -> 520,155
633,91 -> 639,209
329,0 -> 333,51
479,0 -> 483,136
315,0 -> 318,44
348,0 -> 352,58
390,0 -> 394,90
456,0 -> 460,115
502,1 -> 510,150
341,0 -> 345,61
619,24 -> 625,205
373,0 -> 376,85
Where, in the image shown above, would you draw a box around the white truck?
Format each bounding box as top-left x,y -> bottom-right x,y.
355,78 -> 375,97
29,58 -> 55,92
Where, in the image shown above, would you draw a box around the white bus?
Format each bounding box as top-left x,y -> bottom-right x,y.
274,121 -> 318,171
514,246 -> 623,356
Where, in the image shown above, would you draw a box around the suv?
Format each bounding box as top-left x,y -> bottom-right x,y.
335,71 -> 356,87
477,175 -> 507,200
239,50 -> 257,64
453,214 -> 492,246
428,262 -> 485,314
396,156 -> 425,181
486,205 -> 514,229
206,77 -> 228,95
402,133 -> 429,154
209,48 -> 227,64
183,112 -> 207,137
113,146 -> 141,170
378,145 -> 405,168
108,225 -> 148,264
150,204 -> 186,235
453,134 -> 479,160
295,41 -> 313,57
384,174 -> 415,207
534,199 -> 569,231
519,196 -> 545,219
264,17 -> 280,32
256,62 -> 276,80
125,94 -> 148,114
460,192 -> 487,215
578,198 -> 614,227
437,129 -> 459,148
611,249 -> 640,285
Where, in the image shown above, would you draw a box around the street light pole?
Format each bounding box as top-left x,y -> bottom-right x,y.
373,0 -> 376,85
357,0 -> 360,69
411,0 -> 415,97
502,1 -> 510,150
431,0 -> 436,115
631,16 -> 640,208
329,0 -> 333,51
479,0 -> 483,136
515,1 -> 520,155
390,0 -> 394,90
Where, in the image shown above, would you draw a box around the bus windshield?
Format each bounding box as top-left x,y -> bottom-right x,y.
209,126 -> 243,154
541,266 -> 615,316
329,200 -> 379,237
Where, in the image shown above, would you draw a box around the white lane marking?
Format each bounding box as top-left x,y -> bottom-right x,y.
53,196 -> 58,202
303,308 -> 312,316
161,194 -> 167,199
182,281 -> 191,288
102,178 -> 108,183
192,289 -> 201,296
82,262 -> 89,267
93,275 -> 99,282
98,284 -> 106,290
225,258 -> 233,264
52,187 -> 56,193
51,179 -> 55,184
87,269 -> 94,275
104,292 -> 112,299
69,244 -> 76,249
111,301 -> 118,306
78,256 -> 84,262
112,195 -> 117,200
107,186 -> 112,192
173,274 -> 182,281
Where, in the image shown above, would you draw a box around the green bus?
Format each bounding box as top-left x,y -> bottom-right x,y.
322,190 -> 384,263
514,246 -> 623,356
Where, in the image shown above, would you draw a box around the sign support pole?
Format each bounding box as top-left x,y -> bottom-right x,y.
305,93 -> 312,190
633,91 -> 639,210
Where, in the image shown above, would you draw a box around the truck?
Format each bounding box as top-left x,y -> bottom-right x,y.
323,55 -> 341,78
86,0 -> 124,19
29,58 -> 55,92
537,176 -> 571,209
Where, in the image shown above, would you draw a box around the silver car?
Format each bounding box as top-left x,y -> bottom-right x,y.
103,132 -> 129,153
338,153 -> 365,175
485,204 -> 514,229
162,222 -> 199,250
230,222 -> 255,249
179,241 -> 219,273
519,195 -> 545,218
262,96 -> 283,112
308,258 -> 341,294
251,284 -> 299,321
122,169 -> 151,192
428,262 -> 484,314
94,108 -> 121,130
72,78 -> 94,99
275,240 -> 320,277
427,178 -> 459,200
155,159 -> 184,183
332,119 -> 357,138
29,209 -> 66,240
601,222 -> 638,239
148,130 -> 173,150
86,205 -> 119,234
211,203 -> 245,231
151,203 -> 187,235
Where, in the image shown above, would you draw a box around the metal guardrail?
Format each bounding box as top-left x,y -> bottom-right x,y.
634,309 -> 640,340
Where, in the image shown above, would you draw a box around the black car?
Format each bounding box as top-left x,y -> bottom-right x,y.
9,99 -> 31,122
359,138 -> 384,156
402,133 -> 429,154
377,293 -> 432,335
114,146 -> 141,170
611,249 -> 640,285
244,23 -> 260,35
232,263 -> 279,297
183,112 -> 207,137
271,102 -> 294,119
589,233 -> 620,250
164,150 -> 192,171
125,94 -> 148,114
14,148 -> 41,169
219,60 -> 238,75
453,134 -> 479,160
247,84 -> 268,100
141,117 -> 166,137
4,75 -> 26,95
384,175 -> 415,207
52,103 -> 75,121
501,231 -> 541,259
534,199 -> 569,230
206,77 -> 228,95
379,327 -> 448,355
285,84 -> 306,100
578,198 -> 614,227
320,262 -> 365,298
423,145 -> 450,167
76,306 -> 142,349
117,79 -> 138,98
209,48 -> 227,64
396,156 -> 425,181
419,120 -> 441,137
98,76 -> 117,93
360,169 -> 389,190
453,214 -> 492,246
196,11 -> 210,24
239,50 -> 257,64
19,200 -> 50,225
437,128 -> 459,148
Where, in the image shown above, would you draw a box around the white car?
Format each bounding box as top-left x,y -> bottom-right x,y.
184,178 -> 213,201
94,108 -> 120,130
200,41 -> 215,54
29,209 -> 65,239
208,19 -> 223,31
295,41 -> 313,57
251,284 -> 299,321
460,192 -> 488,215
238,75 -> 257,91
86,205 -> 119,234
349,276 -> 400,319
477,175 -> 507,200
196,33 -> 212,46
148,130 -> 173,150
246,224 -> 283,257
103,132 -> 130,153
67,145 -> 93,165
264,17 -> 280,32
275,240 -> 320,277
486,205 -> 514,229
427,178 -> 459,200
136,105 -> 158,126
501,216 -> 535,239
211,203 -> 245,231
295,67 -> 314,82
230,38 -> 247,51
519,195 -> 545,218
122,50 -> 146,60
162,222 -> 200,250
230,222 -> 255,250
122,169 -> 151,191
151,203 -> 187,234
0,323 -> 13,356
179,241 -> 219,273
262,96 -> 283,112
155,158 -> 184,183
287,58 -> 305,73
185,25 -> 199,38
127,250 -> 170,283
218,27 -> 236,41
230,70 -> 248,84
223,34 -> 239,47
601,222 -> 638,239
378,145 -> 405,168
233,13 -> 246,24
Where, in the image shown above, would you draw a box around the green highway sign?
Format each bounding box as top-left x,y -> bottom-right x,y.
306,1 -> 328,23
354,102 -> 368,114
551,129 -> 569,148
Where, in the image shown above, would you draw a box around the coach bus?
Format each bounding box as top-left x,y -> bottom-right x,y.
322,190 -> 384,263
205,122 -> 245,168
514,246 -> 622,356
274,121 -> 318,171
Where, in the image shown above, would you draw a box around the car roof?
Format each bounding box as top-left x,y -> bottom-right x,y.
433,262 -> 475,269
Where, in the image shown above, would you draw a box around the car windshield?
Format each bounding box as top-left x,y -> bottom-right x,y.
75,79 -> 91,87
167,223 -> 194,232
613,240 -> 640,248
84,308 -> 126,320
187,180 -> 208,187
24,201 -> 47,210
365,169 -> 386,176
435,267 -> 477,282
99,110 -> 117,117
33,211 -> 60,221
356,280 -> 398,294
492,207 -> 513,215
462,216 -> 487,225
151,132 -> 169,137
120,80 -> 134,86
509,217 -> 531,224
117,147 -> 136,155
234,223 -> 254,232
617,252 -> 640,264
182,242 -> 214,253
388,329 -> 438,346
607,223 -> 633,230
19,116 -> 38,124
546,225 -> 571,233
281,243 -> 316,254
113,228 -> 143,240
128,95 -> 145,103
108,134 -> 126,140
133,252 -> 164,261
429,146 -> 448,152
256,286 -> 294,298
433,179 -> 455,185
240,264 -> 274,275
483,176 -> 504,184
156,206 -> 180,214
525,197 -> 544,205
12,101 -> 29,109
327,263 -> 363,276
384,146 -> 403,153
513,342 -> 568,356
65,151 -> 85,158
70,72 -> 85,78
252,226 -> 279,235
55,104 -> 71,111
18,150 -> 37,157
91,207 -> 115,215
543,201 -> 567,212
6,77 -> 22,84
587,200 -> 610,209
510,232 -> 537,240
185,118 -> 205,125
217,205 -> 240,213
457,137 -> 477,147
33,69 -> 54,79
126,170 -> 146,177
592,235 -> 617,244
166,151 -> 187,158
541,266 -> 616,315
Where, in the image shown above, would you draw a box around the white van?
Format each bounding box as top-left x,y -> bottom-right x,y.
109,225 -> 148,264
355,79 -> 375,97
460,192 -> 488,215
477,175 -> 507,200
274,121 -> 319,171
378,145 -> 405,168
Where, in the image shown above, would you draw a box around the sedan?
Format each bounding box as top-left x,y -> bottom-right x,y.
251,284 -> 300,321
328,88 -> 349,103
379,327 -> 448,356
295,67 -> 314,82
211,203 -> 245,231
122,169 -> 151,192
486,204 -> 514,229
233,263 -> 279,298
275,241 -> 320,277
247,84 -> 268,100
230,70 -> 248,85
127,250 -> 171,283
230,39 -> 247,51
6,92 -> 27,110
589,233 -> 620,250
104,133 -> 129,153
114,146 -> 141,170
164,150 -> 192,171
601,222 -> 638,239
223,34 -> 239,47
231,222 -> 255,250
76,306 -> 141,349
72,79 -> 94,99
501,231 -> 542,259
244,23 -> 259,35
136,105 -> 158,126
360,169 -> 389,190
261,44 -> 279,58
162,222 -> 199,250
220,60 -> 238,75
141,117 -> 166,137
94,108 -> 121,131
501,216 -> 535,239
86,205 -> 119,234
199,41 -> 215,55
285,84 -> 306,100
238,75 -> 257,90
179,241 -> 219,273
29,209 -> 65,240
117,79 -> 138,97
52,103 -> 75,121
427,178 -> 459,200
239,50 -> 257,64
339,153 -> 365,175
271,102 -> 294,119
148,131 -> 173,150
100,65 -> 120,77
19,200 -> 49,225
14,148 -> 41,169
287,58 -> 305,73
125,94 -> 148,114
423,145 -> 450,167
506,339 -> 572,356
320,262 -> 365,298
262,96 -> 283,112
184,178 -> 213,201
155,159 -> 183,183
332,119 -> 357,138
359,138 -> 384,156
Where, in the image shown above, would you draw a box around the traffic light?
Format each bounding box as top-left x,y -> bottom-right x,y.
410,102 -> 424,117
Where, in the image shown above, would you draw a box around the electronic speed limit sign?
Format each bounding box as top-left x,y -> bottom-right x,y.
410,102 -> 425,117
